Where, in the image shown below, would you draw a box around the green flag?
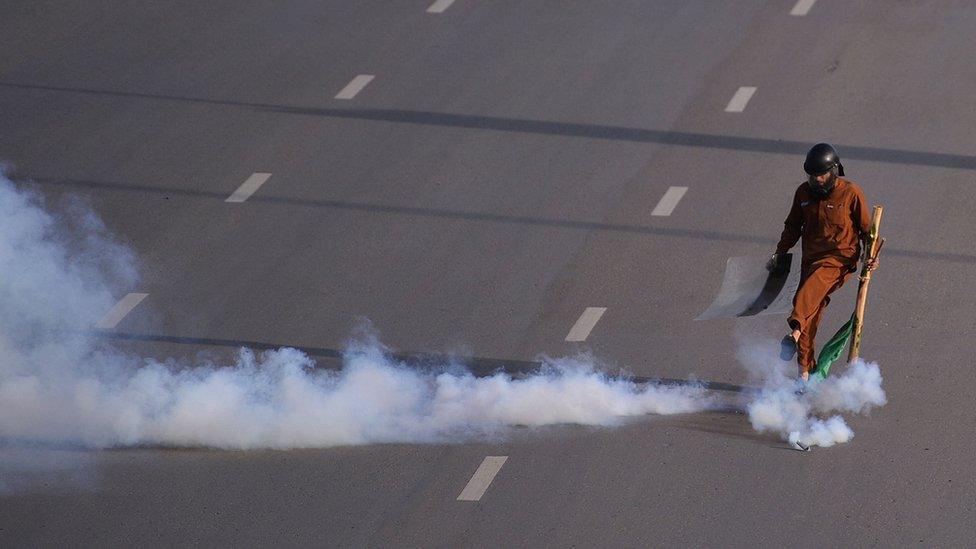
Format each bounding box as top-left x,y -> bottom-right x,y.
811,314 -> 855,380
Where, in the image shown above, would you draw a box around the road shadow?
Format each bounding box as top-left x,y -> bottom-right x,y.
657,409 -> 782,445
24,175 -> 976,265
5,80 -> 976,171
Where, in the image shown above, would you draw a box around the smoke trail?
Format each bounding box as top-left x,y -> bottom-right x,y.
0,172 -> 713,449
0,170 -> 884,450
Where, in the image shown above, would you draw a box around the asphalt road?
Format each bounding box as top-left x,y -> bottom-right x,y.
2,0 -> 976,546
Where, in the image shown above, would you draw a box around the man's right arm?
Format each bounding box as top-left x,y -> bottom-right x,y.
767,187 -> 803,273
775,187 -> 803,254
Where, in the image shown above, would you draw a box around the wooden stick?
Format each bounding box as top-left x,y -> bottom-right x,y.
848,206 -> 884,362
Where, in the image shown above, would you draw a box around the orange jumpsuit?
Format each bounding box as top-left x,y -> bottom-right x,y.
775,178 -> 871,374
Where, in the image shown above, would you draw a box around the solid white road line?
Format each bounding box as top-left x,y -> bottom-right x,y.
457,456 -> 507,502
724,86 -> 757,113
226,172 -> 271,203
790,0 -> 817,16
95,293 -> 148,329
651,186 -> 688,217
335,74 -> 375,100
565,307 -> 607,342
427,0 -> 456,13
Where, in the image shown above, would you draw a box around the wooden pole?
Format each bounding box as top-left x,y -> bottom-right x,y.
848,205 -> 884,362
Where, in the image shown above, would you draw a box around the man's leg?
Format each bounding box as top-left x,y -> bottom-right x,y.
789,265 -> 850,378
796,295 -> 829,376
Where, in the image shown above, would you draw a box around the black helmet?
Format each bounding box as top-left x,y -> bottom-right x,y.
803,143 -> 845,176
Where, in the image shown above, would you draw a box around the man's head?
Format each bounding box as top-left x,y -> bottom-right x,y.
803,143 -> 844,198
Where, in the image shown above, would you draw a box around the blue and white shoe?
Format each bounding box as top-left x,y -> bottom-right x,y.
780,334 -> 797,361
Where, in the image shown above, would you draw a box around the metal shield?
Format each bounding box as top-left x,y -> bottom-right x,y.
695,253 -> 800,320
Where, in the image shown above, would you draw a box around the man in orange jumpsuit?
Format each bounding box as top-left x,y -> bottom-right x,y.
770,143 -> 878,380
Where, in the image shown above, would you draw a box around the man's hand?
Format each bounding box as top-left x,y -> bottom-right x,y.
865,257 -> 879,271
766,253 -> 790,276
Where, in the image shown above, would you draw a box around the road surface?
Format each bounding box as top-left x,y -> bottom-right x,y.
2,1 -> 975,546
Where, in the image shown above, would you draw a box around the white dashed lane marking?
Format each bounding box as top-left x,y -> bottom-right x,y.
95,293 -> 148,329
565,307 -> 607,342
724,86 -> 757,113
457,456 -> 507,502
335,74 -> 375,100
790,0 -> 817,16
427,0 -> 456,13
226,172 -> 271,203
651,186 -> 688,217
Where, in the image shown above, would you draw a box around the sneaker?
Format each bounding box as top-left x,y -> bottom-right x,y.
779,334 -> 797,361
793,374 -> 810,396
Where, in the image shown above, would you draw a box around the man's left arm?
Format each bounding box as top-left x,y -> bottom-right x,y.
852,186 -> 878,271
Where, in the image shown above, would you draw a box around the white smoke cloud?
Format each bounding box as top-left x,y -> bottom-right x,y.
736,325 -> 887,448
0,172 -> 713,449
746,360 -> 886,448
3,346 -> 716,449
